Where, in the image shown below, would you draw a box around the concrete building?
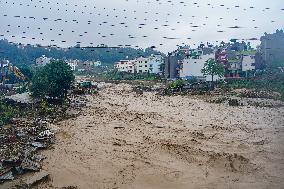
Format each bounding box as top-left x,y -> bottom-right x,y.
242,55 -> 255,72
164,54 -> 180,79
260,29 -> 284,65
115,60 -> 135,73
93,61 -> 102,67
147,54 -> 163,74
66,59 -> 80,71
35,55 -> 51,66
115,55 -> 163,74
180,54 -> 216,81
135,57 -> 149,73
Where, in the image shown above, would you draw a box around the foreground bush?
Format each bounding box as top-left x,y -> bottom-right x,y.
30,60 -> 75,100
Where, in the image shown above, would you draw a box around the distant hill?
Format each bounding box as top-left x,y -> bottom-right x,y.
0,39 -> 163,66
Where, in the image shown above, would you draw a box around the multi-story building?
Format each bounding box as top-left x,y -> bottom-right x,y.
242,55 -> 255,72
115,60 -> 136,73
260,29 -> 284,65
179,53 -> 216,81
35,55 -> 51,66
164,54 -> 180,79
66,59 -> 80,71
114,55 -> 163,74
135,57 -> 149,73
147,54 -> 163,74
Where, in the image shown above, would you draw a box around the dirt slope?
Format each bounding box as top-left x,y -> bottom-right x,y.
38,83 -> 284,189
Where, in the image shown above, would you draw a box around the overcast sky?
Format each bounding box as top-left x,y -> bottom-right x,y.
0,0 -> 283,52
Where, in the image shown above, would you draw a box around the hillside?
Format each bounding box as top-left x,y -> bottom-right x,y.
0,39 -> 163,66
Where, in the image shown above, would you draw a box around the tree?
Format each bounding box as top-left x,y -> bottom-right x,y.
30,60 -> 74,99
18,65 -> 33,81
201,58 -> 224,83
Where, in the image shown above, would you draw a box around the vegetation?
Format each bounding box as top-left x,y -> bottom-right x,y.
222,63 -> 284,100
30,60 -> 75,100
201,58 -> 225,82
168,80 -> 184,90
0,39 -> 162,67
0,101 -> 18,125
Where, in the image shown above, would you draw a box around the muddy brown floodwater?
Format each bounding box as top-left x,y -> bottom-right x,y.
38,83 -> 284,189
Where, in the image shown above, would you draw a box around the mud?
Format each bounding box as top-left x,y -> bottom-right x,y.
38,83 -> 284,189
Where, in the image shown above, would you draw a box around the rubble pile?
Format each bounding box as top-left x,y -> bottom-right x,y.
0,118 -> 54,183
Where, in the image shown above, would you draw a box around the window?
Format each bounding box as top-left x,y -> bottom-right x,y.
139,70 -> 142,73
145,65 -> 147,67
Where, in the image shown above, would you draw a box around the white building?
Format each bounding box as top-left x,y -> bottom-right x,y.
115,60 -> 135,73
66,59 -> 80,71
180,54 -> 221,81
93,61 -> 102,67
242,55 -> 255,72
35,55 -> 51,66
148,54 -> 163,74
135,57 -> 149,73
115,55 -> 164,74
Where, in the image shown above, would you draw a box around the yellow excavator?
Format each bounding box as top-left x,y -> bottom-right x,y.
0,61 -> 26,84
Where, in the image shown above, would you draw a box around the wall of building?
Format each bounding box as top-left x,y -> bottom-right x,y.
165,55 -> 179,79
242,55 -> 255,72
260,29 -> 284,65
148,55 -> 163,74
180,54 -> 219,81
35,55 -> 51,66
115,60 -> 135,73
136,57 -> 149,73
66,59 -> 80,71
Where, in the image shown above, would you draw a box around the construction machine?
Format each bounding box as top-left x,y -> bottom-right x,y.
0,60 -> 26,84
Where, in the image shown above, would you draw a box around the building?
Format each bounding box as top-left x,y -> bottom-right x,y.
35,55 -> 51,66
165,46 -> 214,79
66,59 -> 80,71
135,57 -> 149,73
180,53 -> 216,81
77,60 -> 95,72
114,55 -> 163,74
260,29 -> 284,65
164,54 -> 180,79
93,61 -> 102,67
242,55 -> 255,72
146,54 -> 164,74
115,60 -> 135,73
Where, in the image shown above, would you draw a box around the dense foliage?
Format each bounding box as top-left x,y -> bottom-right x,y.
0,39 -> 162,66
30,60 -> 75,99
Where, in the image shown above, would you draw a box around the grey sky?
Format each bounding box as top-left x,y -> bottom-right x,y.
0,0 -> 283,53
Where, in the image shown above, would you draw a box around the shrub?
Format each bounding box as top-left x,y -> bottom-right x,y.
0,102 -> 18,125
168,80 -> 185,90
30,60 -> 75,100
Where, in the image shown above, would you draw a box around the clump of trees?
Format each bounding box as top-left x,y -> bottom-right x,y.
30,60 -> 74,100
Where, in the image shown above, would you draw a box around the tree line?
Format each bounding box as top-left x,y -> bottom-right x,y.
0,39 -> 162,66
